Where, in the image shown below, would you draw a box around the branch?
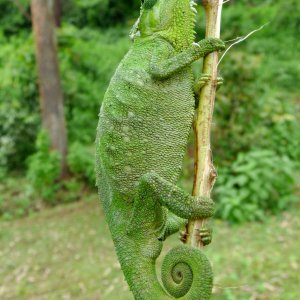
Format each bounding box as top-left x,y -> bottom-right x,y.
185,0 -> 223,248
218,22 -> 269,66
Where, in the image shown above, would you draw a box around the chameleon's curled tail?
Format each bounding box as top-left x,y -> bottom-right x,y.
161,245 -> 213,300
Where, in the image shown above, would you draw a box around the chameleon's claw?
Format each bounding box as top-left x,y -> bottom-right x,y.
197,227 -> 213,246
179,230 -> 189,243
196,74 -> 211,89
179,227 -> 212,246
194,74 -> 224,95
216,76 -> 224,91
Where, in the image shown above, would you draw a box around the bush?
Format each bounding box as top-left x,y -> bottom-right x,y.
67,142 -> 96,186
0,177 -> 34,220
0,0 -> 31,37
62,0 -> 140,28
26,130 -> 61,201
213,52 -> 300,166
0,26 -> 130,175
0,34 -> 39,174
214,150 -> 296,224
59,25 -> 130,144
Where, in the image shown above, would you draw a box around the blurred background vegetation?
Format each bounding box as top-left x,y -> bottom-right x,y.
0,0 -> 299,299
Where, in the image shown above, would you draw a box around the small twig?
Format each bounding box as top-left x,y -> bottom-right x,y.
223,0 -> 231,3
224,36 -> 243,43
218,22 -> 269,65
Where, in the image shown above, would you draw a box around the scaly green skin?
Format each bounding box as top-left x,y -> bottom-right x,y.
96,0 -> 225,299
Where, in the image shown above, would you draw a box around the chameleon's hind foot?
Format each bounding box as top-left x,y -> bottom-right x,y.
180,227 -> 212,246
197,226 -> 213,246
194,74 -> 224,94
179,230 -> 189,243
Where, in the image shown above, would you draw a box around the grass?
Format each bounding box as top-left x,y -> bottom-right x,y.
0,196 -> 299,300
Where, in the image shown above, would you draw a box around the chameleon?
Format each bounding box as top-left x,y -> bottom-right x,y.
95,0 -> 225,299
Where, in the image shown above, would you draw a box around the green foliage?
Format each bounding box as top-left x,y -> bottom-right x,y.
0,27 -> 129,176
59,25 -> 130,143
214,52 -> 300,165
61,178 -> 85,203
0,0 -> 31,37
0,181 -> 32,220
26,130 -> 61,201
0,0 -> 141,35
214,150 -> 296,224
0,35 -> 39,175
63,0 -> 109,27
67,142 -> 96,186
62,0 -> 140,28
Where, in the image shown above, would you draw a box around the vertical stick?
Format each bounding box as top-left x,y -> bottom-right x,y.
186,0 -> 223,247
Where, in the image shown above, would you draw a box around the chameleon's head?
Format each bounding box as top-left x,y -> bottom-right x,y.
130,0 -> 198,50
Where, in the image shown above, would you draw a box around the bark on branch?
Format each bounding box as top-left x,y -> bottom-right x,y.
185,0 -> 224,248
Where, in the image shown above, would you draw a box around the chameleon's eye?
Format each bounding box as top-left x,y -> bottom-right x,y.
143,0 -> 158,9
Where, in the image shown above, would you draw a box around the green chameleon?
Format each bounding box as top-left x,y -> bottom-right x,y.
96,0 -> 225,299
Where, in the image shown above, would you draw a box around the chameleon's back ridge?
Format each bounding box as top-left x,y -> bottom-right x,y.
95,0 -> 225,299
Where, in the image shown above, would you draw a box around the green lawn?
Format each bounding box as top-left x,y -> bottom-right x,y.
0,196 -> 299,300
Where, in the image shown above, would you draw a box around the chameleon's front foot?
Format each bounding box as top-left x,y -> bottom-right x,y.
194,74 -> 224,94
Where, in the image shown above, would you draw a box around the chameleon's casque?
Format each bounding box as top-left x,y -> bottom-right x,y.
96,0 -> 225,299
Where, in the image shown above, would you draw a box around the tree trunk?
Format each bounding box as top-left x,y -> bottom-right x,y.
53,0 -> 61,27
31,0 -> 68,178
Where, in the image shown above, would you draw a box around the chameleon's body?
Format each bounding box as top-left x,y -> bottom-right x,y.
96,0 -> 225,299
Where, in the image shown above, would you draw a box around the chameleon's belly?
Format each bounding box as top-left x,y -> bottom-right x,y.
97,64 -> 194,199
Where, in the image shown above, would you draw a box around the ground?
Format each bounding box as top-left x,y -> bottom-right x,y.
1,196 -> 299,300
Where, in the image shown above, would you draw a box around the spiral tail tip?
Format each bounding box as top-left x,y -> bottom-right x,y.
161,245 -> 213,299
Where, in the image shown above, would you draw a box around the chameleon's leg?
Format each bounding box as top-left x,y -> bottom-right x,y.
127,171 -> 214,238
139,171 -> 215,220
150,38 -> 225,79
158,212 -> 187,241
125,172 -> 214,299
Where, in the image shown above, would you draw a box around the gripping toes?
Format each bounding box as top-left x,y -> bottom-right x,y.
194,75 -> 224,95
198,74 -> 211,87
198,227 -> 213,246
217,76 -> 224,90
